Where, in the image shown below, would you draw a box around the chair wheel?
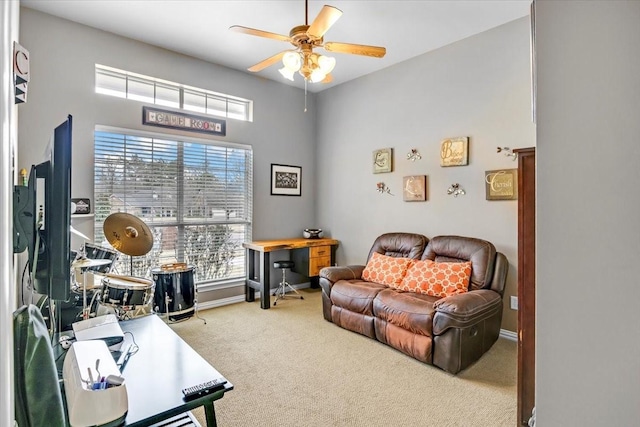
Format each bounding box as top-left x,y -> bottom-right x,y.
301,297 -> 304,300
273,302 -> 277,306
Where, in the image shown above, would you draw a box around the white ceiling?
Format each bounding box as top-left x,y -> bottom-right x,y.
21,0 -> 531,93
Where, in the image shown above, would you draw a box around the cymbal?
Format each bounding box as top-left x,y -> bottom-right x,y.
72,258 -> 112,268
103,212 -> 154,257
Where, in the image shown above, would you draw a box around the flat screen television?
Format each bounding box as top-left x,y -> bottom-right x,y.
28,115 -> 73,301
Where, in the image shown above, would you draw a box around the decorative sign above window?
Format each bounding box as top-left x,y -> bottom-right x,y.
142,106 -> 226,136
440,137 -> 469,167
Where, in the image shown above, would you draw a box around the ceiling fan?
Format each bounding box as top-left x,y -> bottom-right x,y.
229,0 -> 386,84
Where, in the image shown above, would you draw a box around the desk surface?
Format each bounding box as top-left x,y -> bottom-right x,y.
118,315 -> 233,426
242,237 -> 339,252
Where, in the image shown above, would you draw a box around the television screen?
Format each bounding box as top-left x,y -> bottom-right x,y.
31,115 -> 73,301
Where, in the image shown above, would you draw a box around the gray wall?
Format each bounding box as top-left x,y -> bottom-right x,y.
535,1 -> 640,425
18,8 -> 318,296
19,9 -> 534,331
316,17 -> 535,332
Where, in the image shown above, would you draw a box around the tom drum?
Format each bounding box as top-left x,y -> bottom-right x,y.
82,243 -> 119,274
101,274 -> 155,311
152,263 -> 195,321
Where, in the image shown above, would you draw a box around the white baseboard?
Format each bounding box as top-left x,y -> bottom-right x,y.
197,282 -> 310,311
500,329 -> 517,341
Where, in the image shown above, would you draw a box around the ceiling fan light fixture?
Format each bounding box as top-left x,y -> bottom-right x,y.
282,51 -> 302,72
279,66 -> 296,81
310,68 -> 327,83
317,55 -> 336,74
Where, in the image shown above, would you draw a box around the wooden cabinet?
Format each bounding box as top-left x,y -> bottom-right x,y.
294,245 -> 332,277
515,147 -> 536,426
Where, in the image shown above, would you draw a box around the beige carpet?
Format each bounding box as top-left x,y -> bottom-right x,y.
169,288 -> 517,427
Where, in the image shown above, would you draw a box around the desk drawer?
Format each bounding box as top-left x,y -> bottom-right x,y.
309,255 -> 331,276
310,246 -> 330,257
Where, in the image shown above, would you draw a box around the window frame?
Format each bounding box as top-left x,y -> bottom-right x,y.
93,125 -> 253,291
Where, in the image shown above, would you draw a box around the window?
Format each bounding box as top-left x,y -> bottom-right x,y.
95,64 -> 253,122
94,127 -> 253,287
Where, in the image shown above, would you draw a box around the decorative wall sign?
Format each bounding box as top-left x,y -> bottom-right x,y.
485,169 -> 518,200
13,42 -> 30,104
142,106 -> 226,136
271,164 -> 302,196
440,137 -> 469,167
373,148 -> 393,173
71,198 -> 91,214
403,175 -> 427,202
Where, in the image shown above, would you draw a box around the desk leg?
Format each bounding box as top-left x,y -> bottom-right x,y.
245,248 -> 255,302
204,401 -> 217,427
259,251 -> 270,309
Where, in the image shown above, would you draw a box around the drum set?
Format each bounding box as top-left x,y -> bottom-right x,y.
65,212 -> 205,329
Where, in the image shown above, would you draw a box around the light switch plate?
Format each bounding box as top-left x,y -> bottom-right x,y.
510,295 -> 518,310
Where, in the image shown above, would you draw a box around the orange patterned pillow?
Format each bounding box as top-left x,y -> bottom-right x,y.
399,260 -> 472,298
362,252 -> 414,287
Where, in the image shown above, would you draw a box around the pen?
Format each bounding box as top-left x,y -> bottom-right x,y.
87,367 -> 94,387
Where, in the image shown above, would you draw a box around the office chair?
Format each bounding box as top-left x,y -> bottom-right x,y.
272,260 -> 303,306
14,304 -> 66,427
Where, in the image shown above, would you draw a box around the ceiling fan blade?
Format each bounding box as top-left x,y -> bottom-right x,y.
324,42 -> 386,58
229,25 -> 290,43
307,5 -> 343,40
248,51 -> 287,72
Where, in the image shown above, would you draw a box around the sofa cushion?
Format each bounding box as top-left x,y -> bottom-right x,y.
362,252 -> 414,287
372,288 -> 438,337
399,259 -> 472,298
330,279 -> 387,316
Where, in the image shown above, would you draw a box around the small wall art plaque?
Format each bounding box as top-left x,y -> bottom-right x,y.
485,169 -> 518,200
403,175 -> 427,202
373,148 -> 393,173
440,137 -> 469,167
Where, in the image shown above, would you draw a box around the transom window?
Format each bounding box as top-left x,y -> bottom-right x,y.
95,64 -> 253,122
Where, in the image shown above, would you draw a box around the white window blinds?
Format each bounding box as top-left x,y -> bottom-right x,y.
94,128 -> 252,285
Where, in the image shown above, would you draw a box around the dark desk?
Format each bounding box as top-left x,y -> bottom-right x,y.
243,238 -> 339,309
118,315 -> 233,426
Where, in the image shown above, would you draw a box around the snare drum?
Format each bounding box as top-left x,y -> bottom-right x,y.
83,243 -> 119,274
152,263 -> 195,321
101,274 -> 155,311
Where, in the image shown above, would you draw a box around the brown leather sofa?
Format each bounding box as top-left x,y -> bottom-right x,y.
319,232 -> 508,374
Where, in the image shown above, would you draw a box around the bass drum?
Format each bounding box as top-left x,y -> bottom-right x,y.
152,263 -> 195,321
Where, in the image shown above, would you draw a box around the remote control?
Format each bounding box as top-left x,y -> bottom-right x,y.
182,378 -> 228,400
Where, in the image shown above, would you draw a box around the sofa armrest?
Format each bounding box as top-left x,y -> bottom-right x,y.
319,265 -> 364,283
319,265 -> 365,300
432,289 -> 502,335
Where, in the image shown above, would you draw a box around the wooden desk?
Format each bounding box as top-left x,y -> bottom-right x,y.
243,238 -> 339,309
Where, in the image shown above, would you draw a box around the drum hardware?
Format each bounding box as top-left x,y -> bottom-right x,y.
72,257 -> 115,321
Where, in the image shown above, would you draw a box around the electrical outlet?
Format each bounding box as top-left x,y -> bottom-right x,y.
510,296 -> 518,310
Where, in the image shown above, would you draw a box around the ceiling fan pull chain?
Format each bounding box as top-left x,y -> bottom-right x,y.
304,80 -> 308,112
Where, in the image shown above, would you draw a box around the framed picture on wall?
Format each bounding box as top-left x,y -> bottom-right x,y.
271,164 -> 302,196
